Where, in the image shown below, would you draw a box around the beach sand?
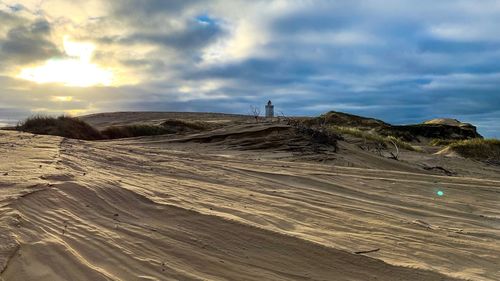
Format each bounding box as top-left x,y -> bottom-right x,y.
1,122 -> 499,280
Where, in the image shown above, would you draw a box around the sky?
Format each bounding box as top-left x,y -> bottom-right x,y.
0,0 -> 499,137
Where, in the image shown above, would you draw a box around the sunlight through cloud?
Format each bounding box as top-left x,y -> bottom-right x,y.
51,96 -> 74,102
18,37 -> 113,87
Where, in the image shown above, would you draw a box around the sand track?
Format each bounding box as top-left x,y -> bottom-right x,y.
1,130 -> 499,280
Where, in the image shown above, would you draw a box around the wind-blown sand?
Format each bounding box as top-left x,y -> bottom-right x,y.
1,123 -> 499,280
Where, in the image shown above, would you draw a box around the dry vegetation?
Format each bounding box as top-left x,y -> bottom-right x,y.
101,124 -> 172,139
431,138 -> 500,162
161,119 -> 215,131
429,139 -> 456,146
328,125 -> 419,151
16,115 -> 102,140
16,116 -> 217,140
447,138 -> 500,161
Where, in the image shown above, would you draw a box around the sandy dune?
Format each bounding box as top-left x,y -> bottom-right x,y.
1,123 -> 499,280
81,112 -> 250,130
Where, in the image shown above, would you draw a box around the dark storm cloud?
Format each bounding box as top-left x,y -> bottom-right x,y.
105,0 -> 204,31
104,17 -> 225,52
190,58 -> 319,86
110,0 -> 201,17
0,10 -> 20,25
0,17 -> 61,64
6,3 -> 24,12
119,58 -> 166,73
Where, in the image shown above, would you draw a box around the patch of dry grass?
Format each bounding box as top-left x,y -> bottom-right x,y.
16,116 -> 220,140
17,115 -> 102,140
101,119 -> 215,139
429,139 -> 455,146
101,125 -> 171,139
161,119 -> 215,131
328,126 -> 420,151
448,138 -> 500,161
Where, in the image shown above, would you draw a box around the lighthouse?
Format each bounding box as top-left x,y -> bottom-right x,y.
265,100 -> 274,118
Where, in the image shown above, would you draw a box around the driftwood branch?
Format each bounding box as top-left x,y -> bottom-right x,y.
354,248 -> 380,254
422,165 -> 455,176
388,140 -> 399,160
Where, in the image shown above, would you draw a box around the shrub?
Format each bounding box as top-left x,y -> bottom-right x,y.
16,116 -> 216,140
101,125 -> 171,139
285,119 -> 341,150
448,139 -> 500,161
17,115 -> 102,140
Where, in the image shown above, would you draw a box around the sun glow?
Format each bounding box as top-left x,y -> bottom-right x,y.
18,37 -> 113,87
51,96 -> 74,102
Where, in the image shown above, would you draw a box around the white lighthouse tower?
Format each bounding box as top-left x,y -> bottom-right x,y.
265,100 -> 274,118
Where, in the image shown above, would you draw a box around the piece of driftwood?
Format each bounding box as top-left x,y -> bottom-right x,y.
422,165 -> 455,176
354,248 -> 380,254
388,140 -> 399,160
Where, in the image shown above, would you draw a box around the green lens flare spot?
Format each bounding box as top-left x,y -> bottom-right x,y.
437,190 -> 444,196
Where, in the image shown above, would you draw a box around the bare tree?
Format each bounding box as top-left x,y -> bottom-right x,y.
250,105 -> 261,123
278,111 -> 289,124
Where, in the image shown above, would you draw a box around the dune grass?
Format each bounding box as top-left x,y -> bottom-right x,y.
328,126 -> 419,151
447,138 -> 500,161
16,115 -> 216,140
429,139 -> 456,146
101,124 -> 172,139
161,119 -> 213,131
17,115 -> 102,140
102,119 -> 213,139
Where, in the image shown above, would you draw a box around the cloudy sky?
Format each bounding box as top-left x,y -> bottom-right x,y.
1,0 -> 499,137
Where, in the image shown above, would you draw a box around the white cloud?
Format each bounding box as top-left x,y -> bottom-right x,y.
422,73 -> 500,90
429,24 -> 500,42
201,18 -> 269,64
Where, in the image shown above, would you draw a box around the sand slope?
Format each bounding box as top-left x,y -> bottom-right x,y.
1,128 -> 499,280
80,112 -> 250,130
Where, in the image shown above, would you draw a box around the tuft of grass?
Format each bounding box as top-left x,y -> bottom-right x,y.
448,138 -> 500,161
328,126 -> 420,151
17,115 -> 102,140
429,139 -> 455,146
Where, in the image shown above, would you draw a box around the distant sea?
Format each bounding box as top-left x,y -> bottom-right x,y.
0,119 -> 16,127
